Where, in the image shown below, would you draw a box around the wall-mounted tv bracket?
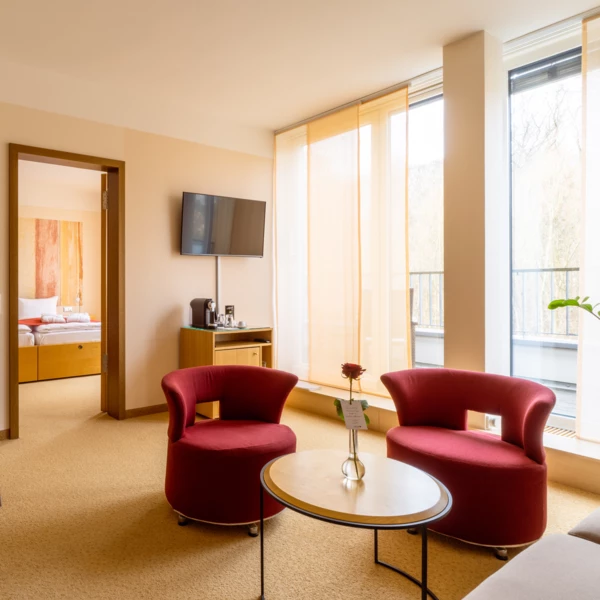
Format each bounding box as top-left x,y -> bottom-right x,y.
215,256 -> 221,315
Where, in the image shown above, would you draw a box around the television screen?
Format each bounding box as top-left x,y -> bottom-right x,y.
180,193 -> 266,257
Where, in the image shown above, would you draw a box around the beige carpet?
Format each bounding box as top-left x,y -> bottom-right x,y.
1,376 -> 599,600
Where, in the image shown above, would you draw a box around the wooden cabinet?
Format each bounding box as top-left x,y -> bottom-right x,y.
179,326 -> 272,418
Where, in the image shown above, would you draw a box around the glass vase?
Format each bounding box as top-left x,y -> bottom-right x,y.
341,429 -> 366,481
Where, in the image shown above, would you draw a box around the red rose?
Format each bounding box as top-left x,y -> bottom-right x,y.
341,363 -> 366,380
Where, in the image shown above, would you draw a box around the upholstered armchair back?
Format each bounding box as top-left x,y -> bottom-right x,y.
381,369 -> 555,464
162,365 -> 298,442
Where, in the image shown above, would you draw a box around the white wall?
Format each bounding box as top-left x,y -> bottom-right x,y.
0,101 -> 273,432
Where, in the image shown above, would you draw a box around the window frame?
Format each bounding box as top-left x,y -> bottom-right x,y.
508,47 -> 583,430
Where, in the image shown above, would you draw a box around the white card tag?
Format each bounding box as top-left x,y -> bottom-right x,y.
340,399 -> 368,430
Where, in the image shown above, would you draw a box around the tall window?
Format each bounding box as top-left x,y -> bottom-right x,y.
509,49 -> 582,428
408,96 -> 444,368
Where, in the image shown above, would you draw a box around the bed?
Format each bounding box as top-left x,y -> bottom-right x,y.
18,327 -> 37,383
18,318 -> 102,383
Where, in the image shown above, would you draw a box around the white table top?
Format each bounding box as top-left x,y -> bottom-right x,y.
262,449 -> 451,527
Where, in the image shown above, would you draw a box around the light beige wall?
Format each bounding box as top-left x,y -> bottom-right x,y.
443,32 -> 487,373
123,129 -> 273,410
18,206 -> 102,319
0,101 -> 273,430
443,31 -> 510,378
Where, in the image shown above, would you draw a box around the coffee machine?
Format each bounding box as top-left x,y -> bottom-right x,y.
190,298 -> 217,329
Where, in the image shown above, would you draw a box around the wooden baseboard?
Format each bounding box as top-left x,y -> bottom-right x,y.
0,429 -> 10,441
125,403 -> 168,419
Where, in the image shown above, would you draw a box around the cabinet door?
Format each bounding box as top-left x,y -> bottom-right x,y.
235,347 -> 261,366
215,346 -> 261,366
214,348 -> 238,365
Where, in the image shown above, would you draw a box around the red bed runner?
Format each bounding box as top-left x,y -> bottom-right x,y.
19,317 -> 99,327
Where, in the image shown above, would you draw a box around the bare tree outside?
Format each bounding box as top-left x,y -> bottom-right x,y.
511,74 -> 582,339
408,98 -> 444,335
511,58 -> 582,422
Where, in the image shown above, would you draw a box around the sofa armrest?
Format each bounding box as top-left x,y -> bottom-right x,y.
569,508 -> 600,545
464,535 -> 600,600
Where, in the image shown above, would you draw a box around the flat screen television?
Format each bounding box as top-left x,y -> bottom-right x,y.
180,193 -> 266,257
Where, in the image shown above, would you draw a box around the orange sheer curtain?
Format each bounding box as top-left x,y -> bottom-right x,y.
307,107 -> 360,386
275,88 -> 411,393
578,16 -> 600,441
358,89 -> 410,394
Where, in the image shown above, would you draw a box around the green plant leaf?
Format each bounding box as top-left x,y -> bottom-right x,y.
333,398 -> 345,422
549,296 -> 600,322
548,299 -> 567,309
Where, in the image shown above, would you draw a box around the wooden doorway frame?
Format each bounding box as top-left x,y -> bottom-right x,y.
8,145 -> 126,439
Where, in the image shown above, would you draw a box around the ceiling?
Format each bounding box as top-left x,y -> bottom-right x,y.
0,0 -> 597,156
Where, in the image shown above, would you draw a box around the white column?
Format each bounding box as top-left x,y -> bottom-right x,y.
443,31 -> 510,422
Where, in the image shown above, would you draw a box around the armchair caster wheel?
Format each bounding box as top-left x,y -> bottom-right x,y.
407,527 -> 419,535
494,547 -> 508,561
177,514 -> 189,527
248,523 -> 259,537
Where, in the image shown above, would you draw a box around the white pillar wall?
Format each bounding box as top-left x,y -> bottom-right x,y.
443,31 -> 510,425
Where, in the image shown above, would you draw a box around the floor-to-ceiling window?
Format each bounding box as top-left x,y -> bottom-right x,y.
408,95 -> 444,368
509,48 -> 582,429
275,89 -> 412,393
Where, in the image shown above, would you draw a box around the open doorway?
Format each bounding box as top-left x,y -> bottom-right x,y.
8,145 -> 125,439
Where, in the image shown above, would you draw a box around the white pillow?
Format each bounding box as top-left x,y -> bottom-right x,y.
18,296 -> 58,319
66,313 -> 90,323
41,314 -> 66,324
18,324 -> 31,332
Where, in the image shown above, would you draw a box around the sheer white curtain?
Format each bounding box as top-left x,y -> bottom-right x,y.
274,126 -> 309,380
275,88 -> 410,394
578,16 -> 600,441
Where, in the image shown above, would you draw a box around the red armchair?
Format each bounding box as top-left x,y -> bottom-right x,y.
381,368 -> 556,558
161,365 -> 298,534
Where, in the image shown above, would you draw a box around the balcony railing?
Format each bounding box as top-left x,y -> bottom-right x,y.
512,268 -> 579,337
409,268 -> 579,338
409,271 -> 444,328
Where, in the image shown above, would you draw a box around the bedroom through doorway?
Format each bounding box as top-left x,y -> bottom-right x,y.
17,161 -> 103,422
8,146 -> 125,439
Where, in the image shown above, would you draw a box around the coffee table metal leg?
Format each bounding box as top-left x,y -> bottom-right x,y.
374,528 -> 379,563
373,526 -> 439,600
260,485 -> 265,600
421,525 -> 427,600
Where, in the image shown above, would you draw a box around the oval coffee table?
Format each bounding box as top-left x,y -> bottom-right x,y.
260,449 -> 452,600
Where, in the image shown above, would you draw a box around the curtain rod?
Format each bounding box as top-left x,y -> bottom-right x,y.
504,5 -> 600,55
274,68 -> 442,135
